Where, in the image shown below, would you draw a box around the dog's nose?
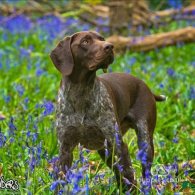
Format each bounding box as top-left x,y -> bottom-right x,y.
104,42 -> 114,52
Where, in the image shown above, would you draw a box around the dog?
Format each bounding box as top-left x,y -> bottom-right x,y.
50,31 -> 166,192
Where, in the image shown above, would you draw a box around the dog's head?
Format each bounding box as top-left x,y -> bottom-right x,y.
50,31 -> 114,76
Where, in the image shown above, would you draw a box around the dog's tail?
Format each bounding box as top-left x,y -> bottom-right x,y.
154,94 -> 167,102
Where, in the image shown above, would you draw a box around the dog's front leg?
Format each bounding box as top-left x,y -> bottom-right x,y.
58,141 -> 74,174
57,126 -> 79,175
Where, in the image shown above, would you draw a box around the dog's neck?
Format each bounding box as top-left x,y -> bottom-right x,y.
63,66 -> 97,86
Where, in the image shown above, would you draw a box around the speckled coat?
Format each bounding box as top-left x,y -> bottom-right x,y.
56,78 -> 117,150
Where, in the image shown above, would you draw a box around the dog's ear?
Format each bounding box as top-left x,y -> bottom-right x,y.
50,36 -> 74,76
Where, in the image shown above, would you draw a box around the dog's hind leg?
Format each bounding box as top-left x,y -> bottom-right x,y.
98,140 -> 137,192
135,119 -> 155,179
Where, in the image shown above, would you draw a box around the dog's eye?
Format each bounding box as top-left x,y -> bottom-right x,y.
82,40 -> 89,45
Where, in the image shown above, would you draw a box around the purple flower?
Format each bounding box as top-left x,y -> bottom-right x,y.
167,0 -> 182,9
79,144 -> 85,164
125,69 -> 131,74
117,163 -> 123,172
3,95 -> 11,103
3,14 -> 32,34
159,83 -> 164,88
32,133 -> 38,142
20,48 -> 31,58
29,155 -> 36,171
8,117 -> 17,135
9,137 -> 14,143
140,177 -> 151,194
114,123 -> 121,146
172,137 -> 179,143
42,101 -> 54,116
128,57 -> 136,66
115,132 -> 121,147
95,17 -> 109,25
36,68 -> 45,76
104,139 -> 109,157
50,180 -> 66,191
14,84 -> 24,96
0,133 -> 7,147
189,86 -> 195,99
159,141 -> 165,147
167,68 -> 175,77
136,142 -> 148,165
191,61 -> 195,68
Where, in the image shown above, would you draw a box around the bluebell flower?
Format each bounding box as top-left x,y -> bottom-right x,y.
24,97 -> 29,104
8,117 -> 17,135
27,191 -> 32,195
32,132 -> 38,142
80,23 -> 91,31
159,141 -> 165,147
14,83 -> 24,96
64,17 -> 78,26
29,155 -> 36,171
4,14 -> 32,34
9,137 -> 14,143
115,123 -> 119,131
140,177 -> 151,195
50,180 -> 66,191
104,139 -> 109,157
36,15 -> 77,42
72,171 -> 84,193
184,170 -> 189,176
159,83 -> 164,88
115,132 -> 121,147
128,57 -> 136,66
20,48 -> 31,59
167,0 -> 182,9
117,163 -> 123,172
79,144 -> 85,164
36,68 -> 45,76
95,17 -> 109,26
136,142 -> 148,165
167,68 -> 175,77
58,189 -> 64,195
0,132 -> 7,147
172,137 -> 179,143
125,69 -> 130,74
42,101 -> 54,116
182,161 -> 192,176
191,61 -> 195,68
123,177 -> 131,185
189,86 -> 195,99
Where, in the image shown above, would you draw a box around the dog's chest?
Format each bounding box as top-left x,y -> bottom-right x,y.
56,80 -> 117,145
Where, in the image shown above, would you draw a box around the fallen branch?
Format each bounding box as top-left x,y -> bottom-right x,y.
107,27 -> 195,52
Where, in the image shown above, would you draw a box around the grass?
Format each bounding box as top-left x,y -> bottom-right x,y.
0,13 -> 195,194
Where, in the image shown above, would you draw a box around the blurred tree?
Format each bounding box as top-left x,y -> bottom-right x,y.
108,0 -> 130,35
190,0 -> 195,6
108,0 -> 152,36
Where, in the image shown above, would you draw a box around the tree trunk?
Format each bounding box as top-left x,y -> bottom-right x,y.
108,0 -> 151,35
108,0 -> 130,36
107,27 -> 195,52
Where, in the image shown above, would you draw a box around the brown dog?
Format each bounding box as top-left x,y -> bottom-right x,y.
50,31 -> 165,192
